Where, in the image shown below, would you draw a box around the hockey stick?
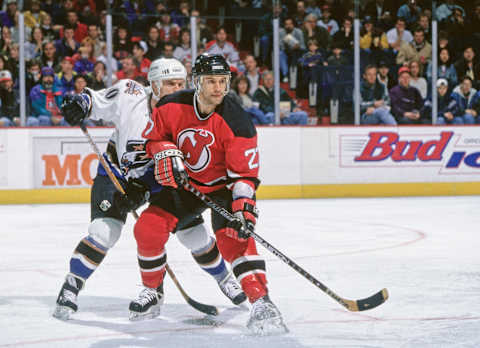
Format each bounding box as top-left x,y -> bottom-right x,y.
182,180 -> 389,312
80,125 -> 219,316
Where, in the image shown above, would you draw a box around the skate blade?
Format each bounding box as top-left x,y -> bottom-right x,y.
247,317 -> 289,336
52,306 -> 74,321
129,306 -> 161,322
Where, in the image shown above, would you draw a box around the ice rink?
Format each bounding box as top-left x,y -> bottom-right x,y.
1,196 -> 479,348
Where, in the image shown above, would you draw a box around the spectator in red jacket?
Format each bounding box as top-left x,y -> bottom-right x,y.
132,41 -> 151,78
66,10 -> 88,43
116,56 -> 140,81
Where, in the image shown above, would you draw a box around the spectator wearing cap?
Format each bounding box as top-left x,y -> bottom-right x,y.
253,70 -> 308,125
0,0 -> 17,28
173,29 -> 192,64
133,41 -> 151,78
396,26 -> 431,68
451,76 -> 478,124
0,70 -> 38,127
422,79 -> 461,125
23,0 -> 49,29
397,0 -> 422,28
359,64 -> 396,125
389,66 -> 426,124
65,10 -> 88,43
116,56 -> 141,81
453,46 -> 480,88
377,60 -> 395,91
302,13 -> 331,54
55,24 -> 80,58
317,5 -> 339,36
56,57 -> 76,94
426,47 -> 457,90
29,67 -> 66,126
386,18 -> 413,51
206,26 -> 243,72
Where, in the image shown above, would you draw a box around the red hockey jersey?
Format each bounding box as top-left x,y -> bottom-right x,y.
143,90 -> 260,194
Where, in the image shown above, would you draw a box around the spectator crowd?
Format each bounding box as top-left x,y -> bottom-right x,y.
0,0 -> 480,127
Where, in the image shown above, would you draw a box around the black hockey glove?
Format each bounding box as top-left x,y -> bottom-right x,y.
61,93 -> 92,126
226,198 -> 258,240
115,179 -> 150,216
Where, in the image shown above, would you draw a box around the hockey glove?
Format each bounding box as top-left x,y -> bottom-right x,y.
114,179 -> 150,216
153,141 -> 188,189
227,198 -> 258,240
61,93 -> 92,126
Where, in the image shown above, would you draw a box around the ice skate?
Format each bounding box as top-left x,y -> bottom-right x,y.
129,284 -> 164,321
246,295 -> 288,336
53,274 -> 84,320
218,272 -> 247,305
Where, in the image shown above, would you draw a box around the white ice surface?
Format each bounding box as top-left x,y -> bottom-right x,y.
1,196 -> 479,348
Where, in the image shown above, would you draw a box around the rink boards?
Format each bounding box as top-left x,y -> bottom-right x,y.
0,126 -> 479,204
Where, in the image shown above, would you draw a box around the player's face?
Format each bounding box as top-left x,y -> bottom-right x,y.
199,75 -> 229,106
159,79 -> 186,98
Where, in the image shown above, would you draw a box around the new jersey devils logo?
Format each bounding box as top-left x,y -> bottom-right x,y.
177,128 -> 215,172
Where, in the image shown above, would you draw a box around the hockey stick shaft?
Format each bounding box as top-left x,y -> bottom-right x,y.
80,125 -> 218,316
182,180 -> 388,312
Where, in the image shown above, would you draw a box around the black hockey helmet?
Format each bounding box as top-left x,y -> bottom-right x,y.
192,54 -> 231,77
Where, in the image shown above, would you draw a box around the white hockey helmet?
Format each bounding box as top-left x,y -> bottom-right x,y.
148,58 -> 187,98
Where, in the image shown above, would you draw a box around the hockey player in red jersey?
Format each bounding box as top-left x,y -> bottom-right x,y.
138,54 -> 288,335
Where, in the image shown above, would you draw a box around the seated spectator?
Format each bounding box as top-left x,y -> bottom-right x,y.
244,55 -> 262,95
253,70 -> 308,125
327,42 -> 349,66
206,26 -> 242,71
299,39 -> 326,68
26,59 -> 42,95
359,64 -> 396,125
40,13 -> 56,42
132,41 -> 151,78
435,0 -> 465,23
333,16 -> 354,50
189,9 -> 214,47
426,47 -> 457,90
29,67 -> 65,126
97,43 -> 118,72
386,18 -> 412,51
0,0 -> 17,28
453,46 -> 480,87
116,56 -> 140,81
317,5 -> 339,36
396,0 -> 422,28
72,38 -> 96,75
258,3 -> 285,66
279,17 -> 306,82
72,74 -> 88,94
360,16 -> 388,50
451,76 -> 478,124
363,0 -> 395,30
302,13 -> 331,54
145,25 -> 163,61
389,66 -> 427,124
41,42 -> 61,72
304,0 -> 321,18
89,61 -> 108,90
417,12 -> 431,42
0,25 -> 15,56
173,28 -> 192,64
231,75 -> 273,125
171,0 -> 190,28
156,10 -> 180,44
86,23 -> 104,58
5,43 -> 19,81
113,25 -> 132,61
65,10 -> 88,43
0,70 -> 38,127
55,24 -> 79,58
24,0 -> 48,29
56,56 -> 76,94
294,0 -> 307,27
396,26 -> 431,67
408,60 -> 427,99
25,27 -> 45,61
162,42 -> 175,59
422,79 -> 462,125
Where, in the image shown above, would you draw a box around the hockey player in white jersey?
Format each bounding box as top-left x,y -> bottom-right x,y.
53,58 -> 246,321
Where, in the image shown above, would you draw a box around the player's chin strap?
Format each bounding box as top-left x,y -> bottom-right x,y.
79,123 -> 219,316
180,178 -> 389,312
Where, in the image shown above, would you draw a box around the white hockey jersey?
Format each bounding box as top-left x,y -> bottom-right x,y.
86,79 -> 153,180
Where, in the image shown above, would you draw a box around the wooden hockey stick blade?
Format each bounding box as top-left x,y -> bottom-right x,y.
80,126 -> 219,316
342,288 -> 389,311
165,264 -> 219,316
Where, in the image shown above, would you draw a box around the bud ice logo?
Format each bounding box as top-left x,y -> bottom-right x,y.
339,131 -> 480,171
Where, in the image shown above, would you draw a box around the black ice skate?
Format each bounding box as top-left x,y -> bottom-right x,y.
53,274 -> 84,320
247,295 -> 288,336
129,284 -> 164,321
218,272 -> 247,305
